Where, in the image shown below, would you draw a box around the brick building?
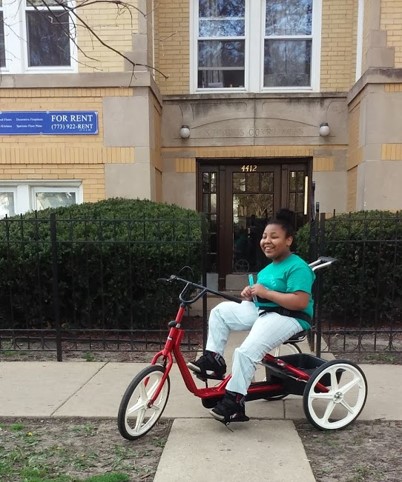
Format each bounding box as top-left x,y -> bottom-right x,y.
1,0 -> 402,285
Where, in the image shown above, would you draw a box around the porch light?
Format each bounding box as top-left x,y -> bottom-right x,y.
179,125 -> 191,139
319,123 -> 330,137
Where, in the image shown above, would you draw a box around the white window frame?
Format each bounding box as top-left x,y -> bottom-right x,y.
0,181 -> 82,218
0,0 -> 77,74
190,0 -> 322,93
0,186 -> 17,217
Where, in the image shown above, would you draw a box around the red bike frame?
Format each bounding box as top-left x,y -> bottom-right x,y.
149,302 -> 328,406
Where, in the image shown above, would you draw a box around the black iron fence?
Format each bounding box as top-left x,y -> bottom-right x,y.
0,213 -> 205,361
1,210 -> 401,362
309,211 -> 402,361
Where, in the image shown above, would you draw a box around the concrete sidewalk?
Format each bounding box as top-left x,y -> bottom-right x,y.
1,344 -> 401,481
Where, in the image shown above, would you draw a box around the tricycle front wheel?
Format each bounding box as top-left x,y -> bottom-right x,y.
303,359 -> 368,430
117,365 -> 170,440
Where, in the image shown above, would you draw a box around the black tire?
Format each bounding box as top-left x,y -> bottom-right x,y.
117,365 -> 170,440
303,359 -> 368,430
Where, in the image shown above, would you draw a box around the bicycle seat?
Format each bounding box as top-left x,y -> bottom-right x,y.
284,330 -> 307,343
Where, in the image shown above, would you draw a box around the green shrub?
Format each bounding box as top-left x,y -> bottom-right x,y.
0,199 -> 204,330
296,211 -> 402,326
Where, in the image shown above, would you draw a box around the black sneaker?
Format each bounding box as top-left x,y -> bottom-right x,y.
187,351 -> 227,379
209,391 -> 250,424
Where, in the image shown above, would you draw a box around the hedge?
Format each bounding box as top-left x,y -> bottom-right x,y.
0,199 -> 204,330
296,211 -> 402,326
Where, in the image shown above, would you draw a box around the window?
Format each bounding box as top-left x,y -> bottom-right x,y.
33,188 -> 77,210
0,0 -> 75,73
0,183 -> 82,218
197,0 -> 246,89
264,0 -> 313,87
192,0 -> 321,92
0,189 -> 16,218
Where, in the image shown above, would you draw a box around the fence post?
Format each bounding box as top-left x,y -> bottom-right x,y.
50,213 -> 63,361
201,216 -> 208,351
314,212 -> 326,358
307,203 -> 319,351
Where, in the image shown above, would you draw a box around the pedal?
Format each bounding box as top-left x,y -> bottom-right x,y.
216,413 -> 250,428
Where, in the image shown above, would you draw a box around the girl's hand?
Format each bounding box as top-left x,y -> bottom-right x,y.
250,284 -> 270,300
241,286 -> 253,301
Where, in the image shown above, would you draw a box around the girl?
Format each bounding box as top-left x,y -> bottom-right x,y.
188,209 -> 315,423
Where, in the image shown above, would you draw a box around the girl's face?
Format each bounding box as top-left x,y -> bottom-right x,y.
260,223 -> 293,262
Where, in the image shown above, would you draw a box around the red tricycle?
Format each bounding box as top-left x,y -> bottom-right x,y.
117,257 -> 368,440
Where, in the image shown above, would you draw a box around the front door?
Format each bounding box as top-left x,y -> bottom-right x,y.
198,159 -> 311,289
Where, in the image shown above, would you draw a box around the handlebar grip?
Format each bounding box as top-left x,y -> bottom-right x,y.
319,256 -> 338,263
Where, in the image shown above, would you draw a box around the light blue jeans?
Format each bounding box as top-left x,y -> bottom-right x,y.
205,301 -> 302,395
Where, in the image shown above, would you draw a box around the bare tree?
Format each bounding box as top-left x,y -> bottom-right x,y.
0,0 -> 168,80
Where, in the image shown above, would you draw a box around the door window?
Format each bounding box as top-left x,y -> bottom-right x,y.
233,170 -> 275,272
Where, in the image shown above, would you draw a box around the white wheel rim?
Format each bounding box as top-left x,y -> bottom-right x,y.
307,363 -> 367,430
124,370 -> 169,437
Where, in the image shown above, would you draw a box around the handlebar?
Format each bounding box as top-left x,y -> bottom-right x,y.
160,256 -> 337,306
308,256 -> 337,272
158,275 -> 242,305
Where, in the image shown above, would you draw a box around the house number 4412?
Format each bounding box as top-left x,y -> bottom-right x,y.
241,165 -> 257,172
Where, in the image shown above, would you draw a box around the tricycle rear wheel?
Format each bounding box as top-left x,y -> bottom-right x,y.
303,359 -> 367,430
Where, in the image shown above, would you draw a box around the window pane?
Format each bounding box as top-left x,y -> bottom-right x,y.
26,11 -> 71,67
0,10 -> 5,68
199,0 -> 245,18
261,173 -> 274,192
198,1 -> 245,90
0,193 -> 15,218
246,173 -> 259,193
232,173 -> 246,193
266,0 -> 312,36
198,39 -> 244,88
264,40 -> 311,87
28,0 -> 68,6
199,19 -> 244,37
35,191 -> 76,210
198,40 -> 244,68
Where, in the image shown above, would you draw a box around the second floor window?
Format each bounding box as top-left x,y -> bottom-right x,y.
192,0 -> 321,92
198,0 -> 246,89
0,0 -> 75,73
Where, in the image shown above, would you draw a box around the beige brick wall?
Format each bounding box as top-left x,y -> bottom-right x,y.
347,166 -> 358,211
154,0 -> 190,94
77,0 -> 139,72
164,145 -> 343,173
164,145 -> 316,163
362,0 -> 373,73
347,100 -> 362,171
381,0 -> 402,68
320,0 -> 358,92
151,99 -> 163,202
0,88 -> 135,203
0,165 -> 105,202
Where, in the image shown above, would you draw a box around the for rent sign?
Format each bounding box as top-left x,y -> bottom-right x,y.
0,111 -> 98,135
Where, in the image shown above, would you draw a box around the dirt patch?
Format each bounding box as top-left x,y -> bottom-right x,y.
296,419 -> 402,482
0,417 -> 172,482
1,417 -> 401,482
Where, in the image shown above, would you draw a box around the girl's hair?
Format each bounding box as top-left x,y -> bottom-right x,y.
267,208 -> 295,237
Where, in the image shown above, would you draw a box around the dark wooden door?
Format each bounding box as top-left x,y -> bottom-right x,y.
197,159 -> 311,289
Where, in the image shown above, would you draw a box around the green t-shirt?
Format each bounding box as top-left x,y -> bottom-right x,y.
255,253 -> 315,330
